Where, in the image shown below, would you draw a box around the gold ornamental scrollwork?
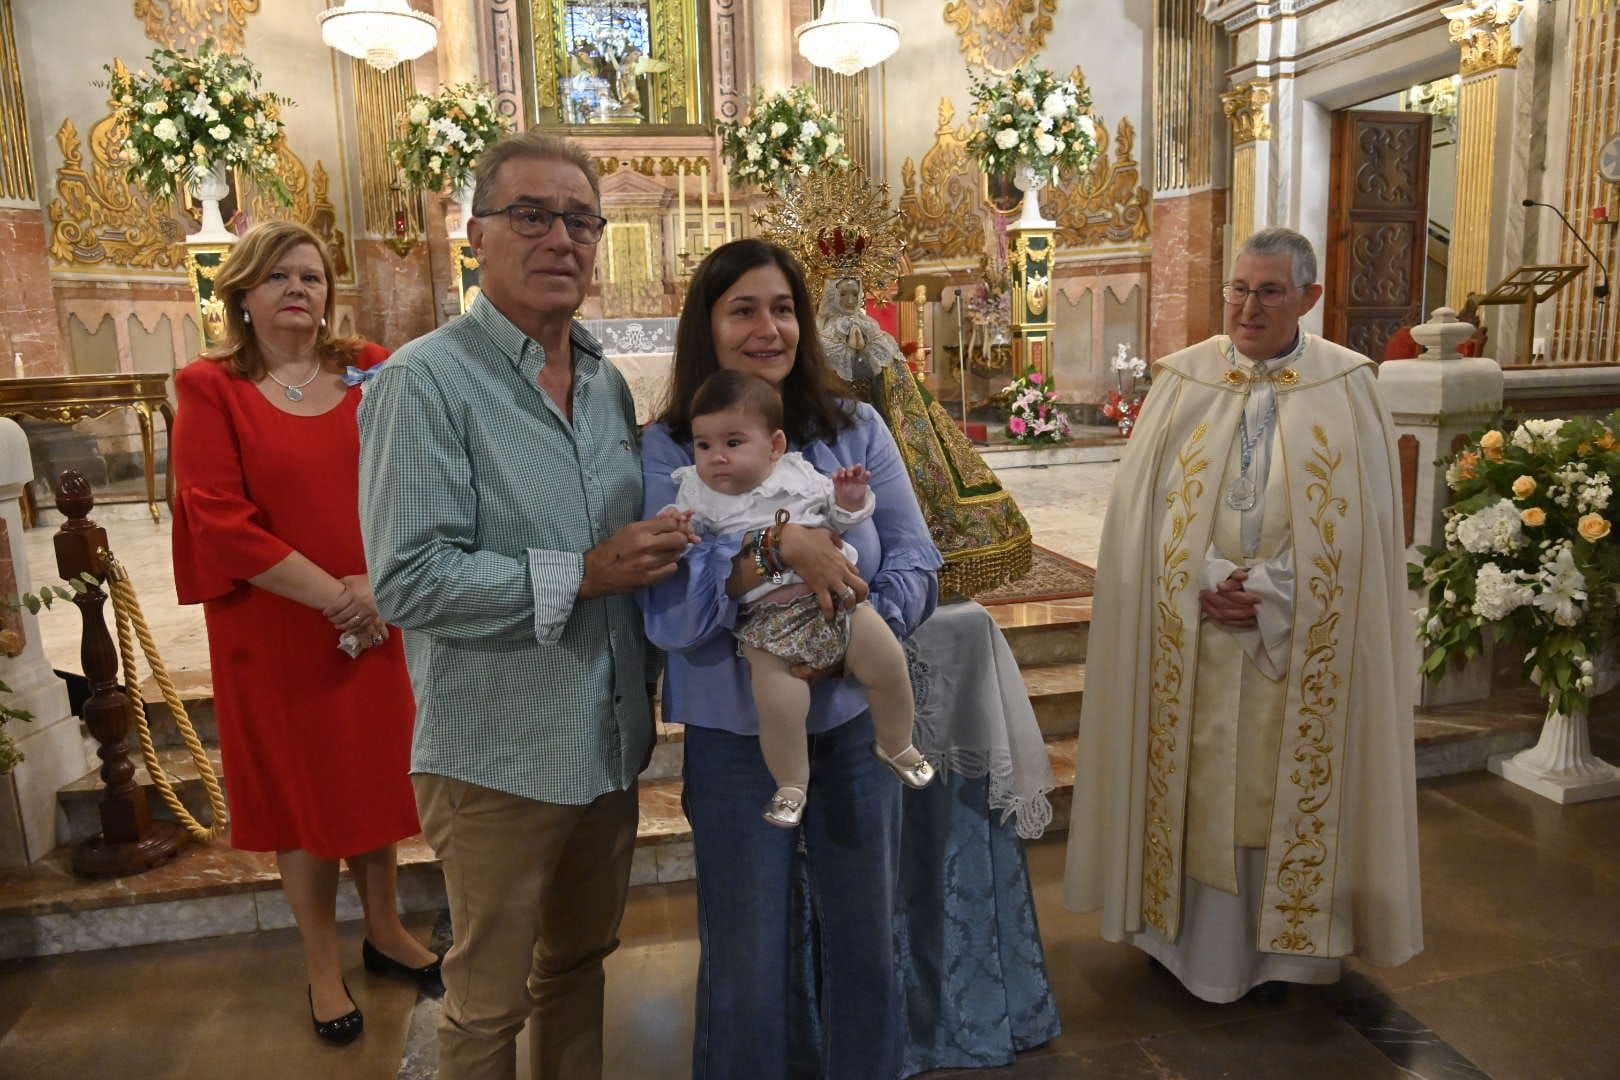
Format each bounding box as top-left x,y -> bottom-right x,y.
1141,421 -> 1209,936
530,0 -> 563,109
1039,113 -> 1152,247
1268,425 -> 1347,955
47,63 -> 188,272
898,98 -> 988,263
1443,1 -> 1524,77
943,0 -> 1059,74
900,93 -> 1151,264
134,0 -> 261,52
1222,80 -> 1273,146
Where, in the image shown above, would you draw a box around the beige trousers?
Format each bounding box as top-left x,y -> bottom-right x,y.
413,774 -> 639,1080
745,602 -> 916,791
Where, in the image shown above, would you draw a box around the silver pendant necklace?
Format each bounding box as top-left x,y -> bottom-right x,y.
267,363 -> 322,402
1222,334 -> 1301,511
1225,398 -> 1275,511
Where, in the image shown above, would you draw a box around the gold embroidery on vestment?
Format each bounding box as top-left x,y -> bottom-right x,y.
1269,425 -> 1346,954
1142,421 -> 1209,934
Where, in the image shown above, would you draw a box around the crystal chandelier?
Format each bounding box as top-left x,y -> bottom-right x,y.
318,0 -> 440,72
796,0 -> 900,77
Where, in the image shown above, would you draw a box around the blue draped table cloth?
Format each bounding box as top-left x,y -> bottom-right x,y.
791,599 -> 1063,1076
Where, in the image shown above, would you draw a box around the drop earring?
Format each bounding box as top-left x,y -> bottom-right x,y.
320,316 -> 327,328
242,309 -> 251,324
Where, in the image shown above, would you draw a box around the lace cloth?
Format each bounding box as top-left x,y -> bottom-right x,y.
905,599 -> 1057,839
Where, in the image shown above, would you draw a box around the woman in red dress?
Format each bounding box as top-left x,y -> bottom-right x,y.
170,221 -> 437,1044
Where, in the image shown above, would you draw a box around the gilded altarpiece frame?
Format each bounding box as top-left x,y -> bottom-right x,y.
525,0 -> 709,131
898,96 -> 1152,264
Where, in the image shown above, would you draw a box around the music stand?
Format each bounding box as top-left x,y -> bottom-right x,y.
1474,264 -> 1585,364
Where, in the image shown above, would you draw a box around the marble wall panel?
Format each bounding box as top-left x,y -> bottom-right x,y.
353,240 -> 437,350
1150,188 -> 1226,355
0,207 -> 67,375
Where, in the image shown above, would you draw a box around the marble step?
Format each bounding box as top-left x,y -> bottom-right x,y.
122,603 -> 1090,756
60,659 -> 1089,833
4,691 -> 1552,959
135,669 -> 218,751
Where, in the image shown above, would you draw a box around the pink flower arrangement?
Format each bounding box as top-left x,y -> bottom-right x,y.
1000,365 -> 1069,446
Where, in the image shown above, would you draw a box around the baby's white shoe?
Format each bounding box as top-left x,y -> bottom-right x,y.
874,744 -> 935,789
763,785 -> 807,828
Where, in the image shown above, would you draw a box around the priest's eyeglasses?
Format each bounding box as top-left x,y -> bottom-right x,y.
1221,283 -> 1295,307
473,203 -> 608,244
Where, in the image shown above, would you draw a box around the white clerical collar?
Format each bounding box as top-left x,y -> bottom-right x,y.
1229,331 -> 1306,371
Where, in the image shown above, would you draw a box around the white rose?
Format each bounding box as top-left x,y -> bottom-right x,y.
153,118 -> 179,143
994,127 -> 1020,150
769,120 -> 789,138
409,102 -> 430,124
1039,116 -> 1054,133
1042,92 -> 1068,118
429,154 -> 443,170
208,123 -> 231,140
745,142 -> 762,161
799,119 -> 820,142
1077,115 -> 1096,139
1035,131 -> 1058,156
142,101 -> 165,115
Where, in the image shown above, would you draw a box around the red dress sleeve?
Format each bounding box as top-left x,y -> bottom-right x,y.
356,340 -> 391,369
170,360 -> 295,605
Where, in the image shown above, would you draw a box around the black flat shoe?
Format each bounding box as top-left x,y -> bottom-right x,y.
309,982 -> 363,1045
363,937 -> 444,996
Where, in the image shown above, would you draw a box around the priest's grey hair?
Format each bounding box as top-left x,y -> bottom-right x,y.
1239,227 -> 1317,287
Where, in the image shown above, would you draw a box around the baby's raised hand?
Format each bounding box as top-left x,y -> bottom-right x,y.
832,465 -> 872,511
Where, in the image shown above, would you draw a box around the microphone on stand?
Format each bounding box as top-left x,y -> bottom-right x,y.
1522,198 -> 1610,299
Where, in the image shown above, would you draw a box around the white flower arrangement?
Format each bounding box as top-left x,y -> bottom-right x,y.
102,40 -> 293,203
390,82 -> 508,195
1413,413 -> 1620,716
966,64 -> 1099,184
719,85 -> 851,187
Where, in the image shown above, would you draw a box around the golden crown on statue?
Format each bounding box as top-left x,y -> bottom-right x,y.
756,169 -> 907,307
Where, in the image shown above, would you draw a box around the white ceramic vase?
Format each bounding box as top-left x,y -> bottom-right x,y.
1011,161 -> 1056,230
187,162 -> 235,243
1491,644 -> 1620,803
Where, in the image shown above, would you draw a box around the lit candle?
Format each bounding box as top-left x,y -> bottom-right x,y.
677,163 -> 687,253
700,160 -> 712,251
721,165 -> 733,243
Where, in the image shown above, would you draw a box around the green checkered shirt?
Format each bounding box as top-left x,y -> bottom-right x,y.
358,294 -> 652,806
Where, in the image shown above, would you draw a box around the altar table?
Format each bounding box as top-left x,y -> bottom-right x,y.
0,373 -> 174,523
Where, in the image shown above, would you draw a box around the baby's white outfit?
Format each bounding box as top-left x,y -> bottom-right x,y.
668,452 -> 874,603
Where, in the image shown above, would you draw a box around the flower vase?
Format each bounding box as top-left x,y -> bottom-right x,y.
187,162 -> 235,244
447,177 -> 475,242
1011,162 -> 1056,230
1491,647 -> 1620,803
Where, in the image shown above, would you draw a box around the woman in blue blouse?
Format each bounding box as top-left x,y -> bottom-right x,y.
642,239 -> 943,1078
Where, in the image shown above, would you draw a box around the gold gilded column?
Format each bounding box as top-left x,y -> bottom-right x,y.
352,59 -> 424,241
1222,81 -> 1271,249
1443,1 -> 1523,307
0,0 -> 34,201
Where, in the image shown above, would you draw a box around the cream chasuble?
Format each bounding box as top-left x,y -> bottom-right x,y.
1063,333 -> 1422,971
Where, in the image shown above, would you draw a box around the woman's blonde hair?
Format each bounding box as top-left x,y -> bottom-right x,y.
204,221 -> 359,379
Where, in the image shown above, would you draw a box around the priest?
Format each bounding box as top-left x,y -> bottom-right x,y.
1064,227 -> 1422,1002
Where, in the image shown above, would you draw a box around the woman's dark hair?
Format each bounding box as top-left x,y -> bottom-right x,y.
689,370 -> 785,432
658,238 -> 852,445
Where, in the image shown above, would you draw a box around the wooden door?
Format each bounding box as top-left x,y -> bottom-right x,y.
1325,110 -> 1432,361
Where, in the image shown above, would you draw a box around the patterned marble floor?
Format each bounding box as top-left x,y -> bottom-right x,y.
5,756 -> 1620,1079
18,463 -> 1119,677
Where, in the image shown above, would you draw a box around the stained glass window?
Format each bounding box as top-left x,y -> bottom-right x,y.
560,1 -> 656,125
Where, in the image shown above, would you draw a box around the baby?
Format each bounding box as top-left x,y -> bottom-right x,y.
668,369 -> 935,827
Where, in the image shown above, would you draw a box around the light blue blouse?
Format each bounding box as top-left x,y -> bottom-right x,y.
639,401 -> 943,735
